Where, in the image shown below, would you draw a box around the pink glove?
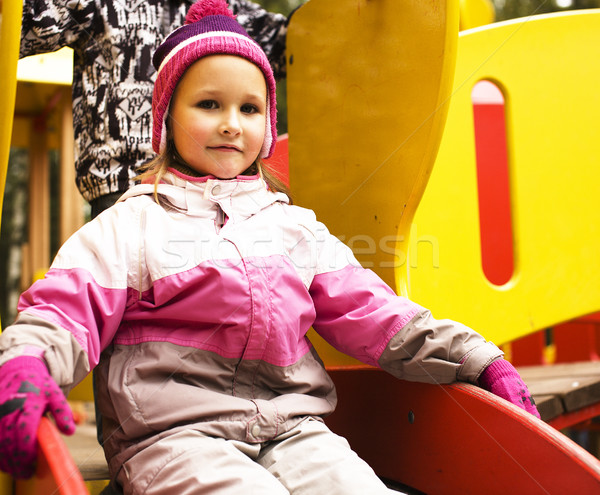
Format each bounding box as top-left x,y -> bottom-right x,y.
0,356 -> 75,478
478,359 -> 541,419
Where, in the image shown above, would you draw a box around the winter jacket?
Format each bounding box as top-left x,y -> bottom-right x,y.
19,0 -> 288,203
0,171 -> 502,478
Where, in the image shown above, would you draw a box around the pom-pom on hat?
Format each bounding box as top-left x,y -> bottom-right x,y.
152,0 -> 277,158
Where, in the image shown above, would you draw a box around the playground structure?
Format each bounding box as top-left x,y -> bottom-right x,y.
2,0 -> 600,494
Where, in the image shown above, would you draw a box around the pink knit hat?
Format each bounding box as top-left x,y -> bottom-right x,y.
152,0 -> 277,158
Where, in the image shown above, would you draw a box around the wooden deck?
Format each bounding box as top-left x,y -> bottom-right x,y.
62,423 -> 110,482
518,361 -> 600,430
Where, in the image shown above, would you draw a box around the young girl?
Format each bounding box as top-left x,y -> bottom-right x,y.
0,0 -> 539,492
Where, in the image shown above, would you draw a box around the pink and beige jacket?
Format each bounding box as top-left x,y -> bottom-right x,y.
0,171 -> 502,477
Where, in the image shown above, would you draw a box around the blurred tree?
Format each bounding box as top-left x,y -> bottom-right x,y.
255,0 -> 305,135
258,0 -> 303,15
0,149 -> 28,328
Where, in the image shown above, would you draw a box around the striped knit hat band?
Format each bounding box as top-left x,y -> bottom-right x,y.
151,0 -> 277,158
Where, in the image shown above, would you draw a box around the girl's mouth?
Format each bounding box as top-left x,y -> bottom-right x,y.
210,145 -> 241,152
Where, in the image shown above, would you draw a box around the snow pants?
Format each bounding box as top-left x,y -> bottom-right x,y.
117,417 -> 401,494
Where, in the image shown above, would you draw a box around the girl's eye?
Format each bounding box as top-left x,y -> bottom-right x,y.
198,100 -> 218,110
241,103 -> 259,114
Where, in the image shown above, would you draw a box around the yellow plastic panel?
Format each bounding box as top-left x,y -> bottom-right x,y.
407,11 -> 600,345
12,81 -> 67,150
459,0 -> 494,30
67,372 -> 95,402
17,47 -> 74,85
0,0 -> 23,231
287,0 -> 458,294
286,0 -> 458,366
1,0 -> 23,335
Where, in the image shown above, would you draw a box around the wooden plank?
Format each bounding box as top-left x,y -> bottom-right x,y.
28,120 -> 50,281
59,86 -> 84,244
518,361 -> 600,380
534,394 -> 565,422
526,375 -> 600,398
519,362 -> 600,410
62,423 -> 110,482
528,376 -> 600,414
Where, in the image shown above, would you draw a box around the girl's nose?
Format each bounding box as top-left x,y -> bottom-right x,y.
220,109 -> 242,135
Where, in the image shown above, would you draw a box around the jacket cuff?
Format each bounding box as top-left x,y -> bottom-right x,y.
458,341 -> 504,384
0,344 -> 47,366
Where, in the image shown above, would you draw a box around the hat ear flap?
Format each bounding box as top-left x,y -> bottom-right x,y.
159,107 -> 169,154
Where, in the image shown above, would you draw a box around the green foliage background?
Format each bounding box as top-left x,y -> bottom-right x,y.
493,0 -> 600,21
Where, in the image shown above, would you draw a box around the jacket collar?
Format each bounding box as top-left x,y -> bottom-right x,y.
119,169 -> 289,221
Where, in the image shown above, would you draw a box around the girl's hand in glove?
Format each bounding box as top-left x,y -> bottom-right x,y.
0,356 -> 75,478
478,358 -> 541,419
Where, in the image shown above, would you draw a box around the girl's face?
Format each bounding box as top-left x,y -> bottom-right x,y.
169,55 -> 267,178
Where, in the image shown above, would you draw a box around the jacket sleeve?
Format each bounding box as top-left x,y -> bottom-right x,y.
20,0 -> 100,57
308,222 -> 503,385
228,0 -> 289,79
0,204 -> 138,391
